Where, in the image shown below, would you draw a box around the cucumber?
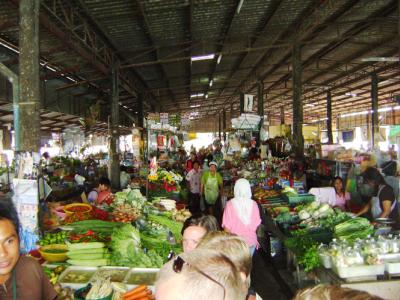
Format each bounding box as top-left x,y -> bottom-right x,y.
67,258 -> 109,266
67,253 -> 108,260
67,248 -> 107,256
66,242 -> 105,251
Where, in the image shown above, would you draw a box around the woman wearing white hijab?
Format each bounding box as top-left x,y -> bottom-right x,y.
222,178 -> 261,255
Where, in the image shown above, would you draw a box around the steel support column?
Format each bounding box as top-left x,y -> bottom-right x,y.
222,109 -> 226,142
137,93 -> 145,161
327,91 -> 333,144
0,63 -> 19,148
19,0 -> 40,152
257,81 -> 264,117
218,113 -> 222,140
280,106 -> 285,125
371,73 -> 379,148
109,63 -> 120,190
292,44 -> 304,157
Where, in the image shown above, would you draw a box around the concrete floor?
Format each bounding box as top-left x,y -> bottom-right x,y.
251,249 -> 297,300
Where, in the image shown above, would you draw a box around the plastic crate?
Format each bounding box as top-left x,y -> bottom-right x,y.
282,193 -> 315,206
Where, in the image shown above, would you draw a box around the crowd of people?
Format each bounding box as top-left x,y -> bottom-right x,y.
1,145 -> 396,299
1,167 -> 391,300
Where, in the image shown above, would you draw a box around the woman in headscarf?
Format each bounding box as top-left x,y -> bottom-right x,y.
222,178 -> 261,255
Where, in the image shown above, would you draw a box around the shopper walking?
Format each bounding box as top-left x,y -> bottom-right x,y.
201,161 -> 223,220
185,161 -> 202,214
222,178 -> 261,255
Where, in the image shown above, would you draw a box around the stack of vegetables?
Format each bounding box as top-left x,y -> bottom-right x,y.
111,189 -> 146,222
334,217 -> 374,244
66,241 -> 110,266
110,223 -> 163,268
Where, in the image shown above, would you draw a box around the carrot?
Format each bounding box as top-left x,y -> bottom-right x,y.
123,290 -> 150,300
122,285 -> 147,298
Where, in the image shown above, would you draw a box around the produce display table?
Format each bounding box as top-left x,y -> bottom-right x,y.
315,268 -> 400,300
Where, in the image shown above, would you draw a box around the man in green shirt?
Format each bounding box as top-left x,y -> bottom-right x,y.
201,161 -> 223,219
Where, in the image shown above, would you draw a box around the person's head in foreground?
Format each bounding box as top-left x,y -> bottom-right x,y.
181,213 -> 220,252
293,284 -> 383,300
0,197 -> 20,284
197,231 -> 252,283
156,248 -> 247,300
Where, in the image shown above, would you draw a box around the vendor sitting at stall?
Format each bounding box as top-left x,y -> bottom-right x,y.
333,176 -> 350,211
356,167 -> 400,229
0,197 -> 57,300
87,177 -> 112,206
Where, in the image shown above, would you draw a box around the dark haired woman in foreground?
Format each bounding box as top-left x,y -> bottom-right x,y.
0,197 -> 57,300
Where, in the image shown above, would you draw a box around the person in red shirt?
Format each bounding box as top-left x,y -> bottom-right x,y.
186,152 -> 197,173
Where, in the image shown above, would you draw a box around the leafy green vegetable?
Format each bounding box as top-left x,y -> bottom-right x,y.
147,214 -> 183,242
285,235 -> 321,272
110,223 -> 163,268
69,220 -> 123,234
111,223 -> 141,255
298,245 -> 321,272
140,233 -> 182,261
334,217 -> 373,244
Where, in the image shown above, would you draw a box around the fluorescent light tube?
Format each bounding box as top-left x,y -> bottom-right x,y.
209,80 -> 213,87
361,57 -> 399,62
345,92 -> 357,97
190,93 -> 205,98
217,54 -> 222,64
237,0 -> 244,14
378,107 -> 393,112
191,54 -> 215,61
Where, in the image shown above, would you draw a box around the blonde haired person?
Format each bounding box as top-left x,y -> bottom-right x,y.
222,178 -> 261,255
155,249 -> 247,300
294,284 -> 383,300
197,231 -> 258,300
197,231 -> 251,280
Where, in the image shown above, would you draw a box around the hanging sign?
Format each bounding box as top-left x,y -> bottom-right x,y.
244,94 -> 254,112
169,113 -> 181,127
181,113 -> 190,127
12,179 -> 39,253
160,113 -> 169,125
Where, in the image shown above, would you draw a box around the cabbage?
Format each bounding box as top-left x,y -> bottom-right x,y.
111,223 -> 141,255
110,224 -> 163,267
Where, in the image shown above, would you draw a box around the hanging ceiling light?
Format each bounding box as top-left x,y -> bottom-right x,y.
217,54 -> 222,64
191,54 -> 215,61
361,57 -> 399,62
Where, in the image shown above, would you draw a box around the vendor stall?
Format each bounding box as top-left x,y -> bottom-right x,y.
34,187 -> 190,300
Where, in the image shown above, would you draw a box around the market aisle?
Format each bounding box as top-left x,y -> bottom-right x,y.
251,249 -> 294,300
